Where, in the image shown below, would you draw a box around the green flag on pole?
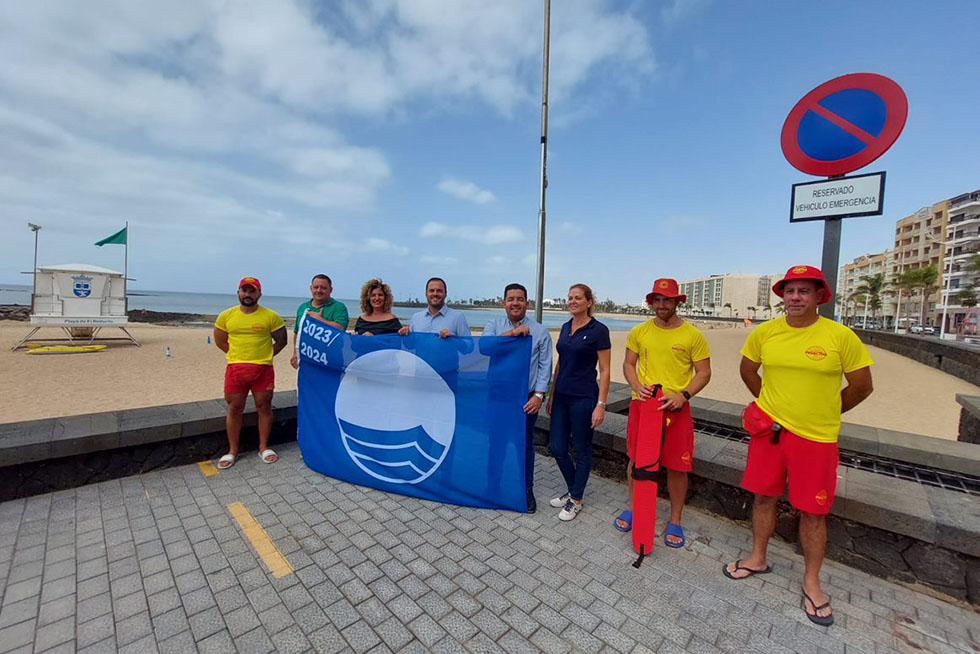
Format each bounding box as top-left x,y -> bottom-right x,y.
95,226 -> 127,246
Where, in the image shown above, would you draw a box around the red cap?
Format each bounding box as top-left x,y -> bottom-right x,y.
238,276 -> 261,293
645,278 -> 687,304
772,265 -> 832,304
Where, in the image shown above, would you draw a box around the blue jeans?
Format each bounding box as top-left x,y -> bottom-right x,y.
548,392 -> 595,500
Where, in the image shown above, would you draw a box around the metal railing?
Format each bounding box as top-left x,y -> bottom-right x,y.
693,419 -> 980,496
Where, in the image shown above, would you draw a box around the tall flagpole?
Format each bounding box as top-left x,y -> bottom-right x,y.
534,0 -> 551,324
124,221 -> 129,313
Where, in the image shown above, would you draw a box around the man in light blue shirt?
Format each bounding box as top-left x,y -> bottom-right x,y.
398,277 -> 470,337
483,283 -> 553,512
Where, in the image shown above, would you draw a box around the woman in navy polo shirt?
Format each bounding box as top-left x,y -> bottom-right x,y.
546,283 -> 611,521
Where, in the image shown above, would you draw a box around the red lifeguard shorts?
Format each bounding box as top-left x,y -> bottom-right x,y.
741,408 -> 839,515
224,363 -> 275,394
627,399 -> 695,472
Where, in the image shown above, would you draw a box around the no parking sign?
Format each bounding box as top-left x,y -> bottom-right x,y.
780,73 -> 908,319
781,73 -> 907,177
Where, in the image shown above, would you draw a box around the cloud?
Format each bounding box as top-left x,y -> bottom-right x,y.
559,221 -> 582,233
420,255 -> 459,265
486,255 -> 510,266
0,0 -> 653,287
419,222 -> 524,244
361,238 -> 409,256
436,177 -> 496,204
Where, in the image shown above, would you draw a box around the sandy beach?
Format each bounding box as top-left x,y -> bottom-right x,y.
1,320 -> 976,440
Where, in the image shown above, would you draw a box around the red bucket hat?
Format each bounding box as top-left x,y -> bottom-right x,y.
238,276 -> 262,293
646,278 -> 687,304
772,265 -> 832,304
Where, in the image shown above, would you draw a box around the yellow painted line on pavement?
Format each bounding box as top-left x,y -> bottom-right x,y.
227,502 -> 293,578
198,461 -> 219,477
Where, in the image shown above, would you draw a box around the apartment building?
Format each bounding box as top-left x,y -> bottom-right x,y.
837,250 -> 896,328
679,274 -> 781,319
943,190 -> 980,335
891,200 -> 948,326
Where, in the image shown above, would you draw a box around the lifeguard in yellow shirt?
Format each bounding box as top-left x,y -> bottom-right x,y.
213,277 -> 288,470
723,265 -> 873,628
618,278 -> 711,548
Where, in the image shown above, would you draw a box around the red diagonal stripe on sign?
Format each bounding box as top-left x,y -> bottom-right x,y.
810,103 -> 876,145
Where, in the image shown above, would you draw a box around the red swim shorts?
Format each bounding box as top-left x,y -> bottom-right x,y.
224,363 -> 275,394
741,416 -> 839,515
627,399 -> 695,472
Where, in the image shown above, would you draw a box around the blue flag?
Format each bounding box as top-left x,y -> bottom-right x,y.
297,314 -> 532,511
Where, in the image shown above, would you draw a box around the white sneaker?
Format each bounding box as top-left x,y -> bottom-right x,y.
558,499 -> 582,521
549,492 -> 570,508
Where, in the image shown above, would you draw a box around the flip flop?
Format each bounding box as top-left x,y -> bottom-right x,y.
664,521 -> 685,548
722,559 -> 773,580
801,587 -> 834,627
614,510 -> 633,532
258,449 -> 278,464
216,454 -> 237,470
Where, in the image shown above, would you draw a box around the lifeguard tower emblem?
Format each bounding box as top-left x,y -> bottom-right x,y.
72,274 -> 93,298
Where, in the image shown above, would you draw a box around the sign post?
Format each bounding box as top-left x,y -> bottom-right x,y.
781,73 -> 908,319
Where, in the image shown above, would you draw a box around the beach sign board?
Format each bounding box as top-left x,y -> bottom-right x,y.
790,171 -> 885,222
781,73 -> 907,177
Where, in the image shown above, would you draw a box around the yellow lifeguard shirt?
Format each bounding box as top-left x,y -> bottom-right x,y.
741,316 -> 873,443
626,320 -> 710,396
215,305 -> 285,365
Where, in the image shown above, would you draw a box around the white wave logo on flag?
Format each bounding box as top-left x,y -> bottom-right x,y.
335,350 -> 455,485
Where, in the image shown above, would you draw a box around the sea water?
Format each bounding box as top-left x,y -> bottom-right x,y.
0,284 -> 647,330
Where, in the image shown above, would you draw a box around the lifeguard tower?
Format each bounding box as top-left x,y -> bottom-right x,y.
11,263 -> 140,350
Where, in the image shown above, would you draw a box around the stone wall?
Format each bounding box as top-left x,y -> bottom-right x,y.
854,329 -> 980,387
957,395 -> 980,445
0,304 -> 29,321
0,419 -> 296,501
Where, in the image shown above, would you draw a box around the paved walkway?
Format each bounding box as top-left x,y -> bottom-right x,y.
1,442 -> 978,654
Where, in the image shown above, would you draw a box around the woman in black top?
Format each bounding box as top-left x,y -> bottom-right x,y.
546,283 -> 611,522
354,279 -> 402,335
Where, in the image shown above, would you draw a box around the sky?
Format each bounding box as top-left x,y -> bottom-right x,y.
1,1 -> 978,304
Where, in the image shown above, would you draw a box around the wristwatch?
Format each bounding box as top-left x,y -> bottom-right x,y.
681,390 -> 692,401
534,392 -> 545,400
597,400 -> 607,407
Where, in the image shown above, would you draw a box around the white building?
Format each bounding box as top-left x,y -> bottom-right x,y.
942,190 -> 980,335
678,273 -> 782,320
836,250 -> 896,328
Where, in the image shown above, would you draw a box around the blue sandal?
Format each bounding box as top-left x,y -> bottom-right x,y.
664,521 -> 685,548
614,510 -> 633,532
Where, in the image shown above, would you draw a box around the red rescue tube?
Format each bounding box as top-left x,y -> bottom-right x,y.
630,386 -> 666,567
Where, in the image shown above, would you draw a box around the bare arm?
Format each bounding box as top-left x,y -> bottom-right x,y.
622,348 -> 644,398
597,348 -> 611,404
686,358 -> 712,396
740,356 -> 762,398
213,327 -> 229,353
592,349 -> 611,428
841,366 -> 873,413
290,330 -> 300,369
661,357 -> 712,411
272,327 -> 288,356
